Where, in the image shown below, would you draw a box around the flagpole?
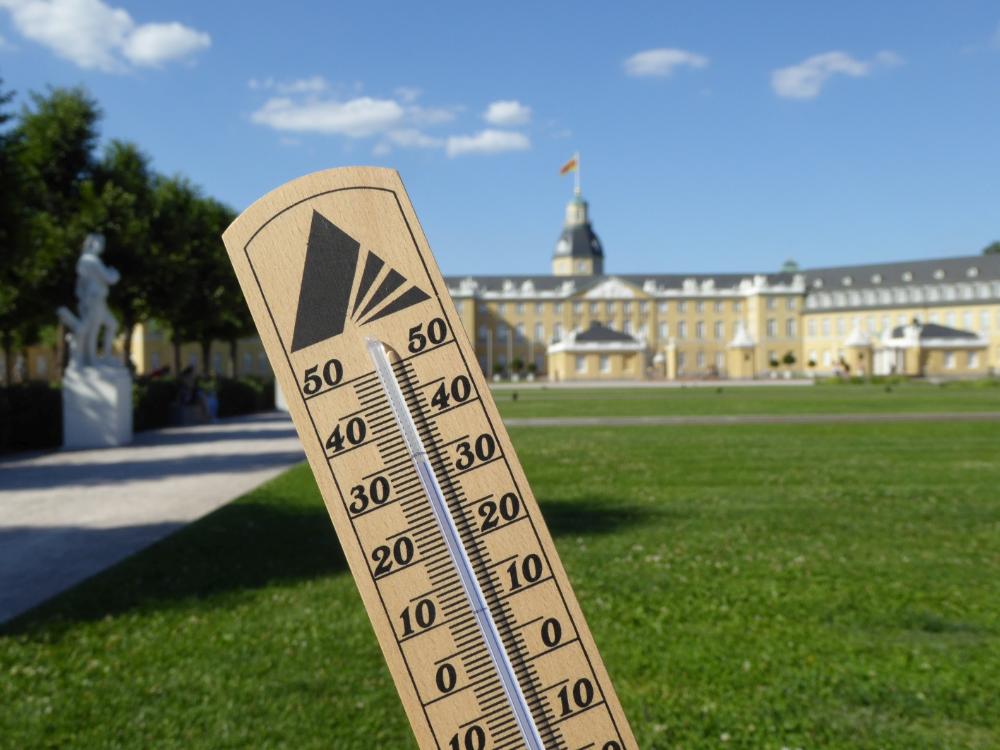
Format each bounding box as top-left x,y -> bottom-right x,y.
574,151 -> 581,196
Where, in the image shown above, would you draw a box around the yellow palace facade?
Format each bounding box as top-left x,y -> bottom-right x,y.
5,192 -> 1000,383
443,193 -> 1000,381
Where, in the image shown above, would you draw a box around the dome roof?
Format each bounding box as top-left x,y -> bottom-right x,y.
554,223 -> 603,260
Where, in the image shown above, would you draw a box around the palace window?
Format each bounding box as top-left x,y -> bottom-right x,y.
767,298 -> 777,310
600,355 -> 610,373
677,301 -> 687,313
535,302 -> 544,315
516,323 -> 525,340
733,301 -> 741,312
714,321 -> 724,340
515,303 -> 525,315
576,355 -> 587,374
623,320 -> 632,334
822,319 -> 830,336
786,319 -> 796,337
573,302 -> 582,314
786,297 -> 796,310
497,324 -> 508,341
658,322 -> 669,339
946,312 -> 956,327
478,325 -> 488,340
968,352 -> 979,368
605,301 -> 614,315
714,301 -> 723,313
695,321 -> 705,339
715,352 -> 725,371
696,351 -> 705,368
963,312 -> 973,329
589,302 -> 599,314
534,322 -> 544,340
944,351 -> 955,369
807,320 -> 816,336
623,301 -> 632,315
980,311 -> 990,331
836,318 -> 845,335
678,321 -> 688,339
553,323 -> 563,340
554,303 -> 563,314
766,319 -> 777,337
639,302 -> 649,314
658,301 -> 668,313
695,301 -> 705,313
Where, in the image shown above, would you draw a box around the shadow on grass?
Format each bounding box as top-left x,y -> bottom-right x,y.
2,499 -> 345,636
538,497 -> 657,537
2,494 -> 654,636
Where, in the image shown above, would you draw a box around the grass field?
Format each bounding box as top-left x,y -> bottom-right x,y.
492,381 -> 1000,420
3,418 -> 1000,748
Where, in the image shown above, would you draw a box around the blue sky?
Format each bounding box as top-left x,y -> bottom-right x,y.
1,0 -> 998,276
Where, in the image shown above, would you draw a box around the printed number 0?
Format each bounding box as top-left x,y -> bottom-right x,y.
407,317 -> 448,354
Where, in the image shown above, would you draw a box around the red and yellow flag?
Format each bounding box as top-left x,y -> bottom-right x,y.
559,156 -> 578,175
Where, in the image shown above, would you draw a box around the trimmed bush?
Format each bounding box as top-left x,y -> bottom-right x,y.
0,382 -> 62,452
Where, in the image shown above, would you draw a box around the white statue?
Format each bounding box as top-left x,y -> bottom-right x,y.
57,233 -> 122,368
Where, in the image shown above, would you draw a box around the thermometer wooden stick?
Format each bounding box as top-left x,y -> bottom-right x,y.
222,167 -> 637,750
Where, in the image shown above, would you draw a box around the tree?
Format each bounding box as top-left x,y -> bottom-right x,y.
147,175 -> 204,374
782,351 -> 797,367
5,87 -> 101,376
983,241 -> 1000,255
80,140 -> 155,368
147,179 -> 243,376
0,78 -> 27,382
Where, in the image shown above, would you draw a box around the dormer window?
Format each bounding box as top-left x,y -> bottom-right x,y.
812,279 -> 823,289
967,266 -> 979,278
902,271 -> 913,282
842,276 -> 853,286
871,273 -> 882,284
933,269 -> 945,280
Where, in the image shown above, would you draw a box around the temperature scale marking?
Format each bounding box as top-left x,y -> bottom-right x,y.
222,167 -> 637,750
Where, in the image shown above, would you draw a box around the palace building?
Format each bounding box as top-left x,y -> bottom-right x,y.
445,192 -> 1000,380
5,192 -> 1000,384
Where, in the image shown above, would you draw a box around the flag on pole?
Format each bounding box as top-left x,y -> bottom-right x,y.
559,155 -> 578,175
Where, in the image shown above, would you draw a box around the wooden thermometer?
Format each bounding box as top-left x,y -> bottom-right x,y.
222,167 -> 636,750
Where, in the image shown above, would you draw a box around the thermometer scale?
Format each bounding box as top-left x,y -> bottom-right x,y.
222,167 -> 637,749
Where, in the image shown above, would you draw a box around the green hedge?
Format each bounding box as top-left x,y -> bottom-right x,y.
1,376 -> 277,454
0,382 -> 62,453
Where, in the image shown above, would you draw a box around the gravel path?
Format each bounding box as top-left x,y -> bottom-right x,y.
0,412 -> 303,623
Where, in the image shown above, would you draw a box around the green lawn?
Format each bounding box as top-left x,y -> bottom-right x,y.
492,381 -> 1000,420
3,420 -> 1000,749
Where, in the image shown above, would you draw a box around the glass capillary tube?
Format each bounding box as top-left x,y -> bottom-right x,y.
366,338 -> 546,750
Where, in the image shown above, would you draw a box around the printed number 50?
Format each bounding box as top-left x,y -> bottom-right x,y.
407,318 -> 448,354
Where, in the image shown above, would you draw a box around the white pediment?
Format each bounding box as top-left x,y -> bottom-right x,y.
583,277 -> 638,299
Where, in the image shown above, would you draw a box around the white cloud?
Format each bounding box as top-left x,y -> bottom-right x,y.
483,99 -> 531,126
624,48 -> 709,77
387,129 -> 443,148
408,104 -> 457,125
394,86 -> 422,103
446,129 -> 530,158
121,21 -> 209,67
771,50 -> 902,100
0,0 -> 210,71
251,95 -> 405,137
248,75 -> 328,94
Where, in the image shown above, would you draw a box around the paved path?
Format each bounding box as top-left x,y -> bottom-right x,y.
491,378 -> 813,390
0,412 -> 303,623
504,411 -> 1000,428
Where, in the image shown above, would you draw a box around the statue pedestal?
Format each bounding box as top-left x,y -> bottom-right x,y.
62,364 -> 133,449
274,379 -> 289,412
